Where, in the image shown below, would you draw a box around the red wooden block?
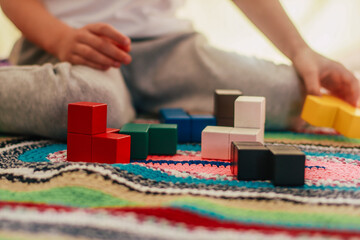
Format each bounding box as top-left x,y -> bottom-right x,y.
92,133 -> 131,164
67,133 -> 92,162
68,102 -> 107,135
106,128 -> 120,133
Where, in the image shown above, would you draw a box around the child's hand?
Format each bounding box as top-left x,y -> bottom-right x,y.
56,23 -> 132,70
292,47 -> 359,106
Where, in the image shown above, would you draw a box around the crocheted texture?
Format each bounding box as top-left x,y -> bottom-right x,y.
0,130 -> 360,240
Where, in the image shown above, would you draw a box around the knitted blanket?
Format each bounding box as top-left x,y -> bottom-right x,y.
0,130 -> 360,239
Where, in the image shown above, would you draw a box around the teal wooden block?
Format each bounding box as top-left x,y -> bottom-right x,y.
120,123 -> 150,159
149,124 -> 177,155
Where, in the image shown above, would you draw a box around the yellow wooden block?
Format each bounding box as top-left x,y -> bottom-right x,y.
301,95 -> 338,127
301,95 -> 360,139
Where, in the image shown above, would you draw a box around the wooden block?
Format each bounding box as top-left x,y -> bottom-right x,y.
234,96 -> 265,129
159,108 -> 191,143
230,127 -> 264,145
334,106 -> 360,138
216,117 -> 234,127
67,133 -> 92,162
214,89 -> 243,121
68,102 -> 107,135
190,115 -> 217,142
231,142 -> 271,180
301,95 -> 360,138
201,126 -> 232,160
149,124 -> 177,155
120,123 -> 150,159
301,95 -> 338,128
92,133 -> 131,164
267,145 -> 305,186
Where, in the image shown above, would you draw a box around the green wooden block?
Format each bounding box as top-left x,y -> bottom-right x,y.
120,123 -> 150,159
149,124 -> 177,155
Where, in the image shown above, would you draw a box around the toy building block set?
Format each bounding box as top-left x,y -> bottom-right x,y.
68,89 -> 357,187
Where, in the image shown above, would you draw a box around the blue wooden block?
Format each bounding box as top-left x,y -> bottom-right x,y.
160,108 -> 191,143
190,115 -> 217,142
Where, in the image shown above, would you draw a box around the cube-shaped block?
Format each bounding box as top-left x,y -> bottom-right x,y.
149,124 -> 177,155
160,108 -> 191,143
201,126 -> 232,160
267,145 -> 305,186
301,95 -> 338,128
190,115 -> 217,142
120,123 -> 150,159
334,107 -> 360,138
67,133 -> 92,162
68,102 -> 107,135
92,133 -> 131,164
231,142 -> 271,180
230,128 -> 264,145
214,89 -> 243,121
216,117 -> 234,127
234,96 -> 265,129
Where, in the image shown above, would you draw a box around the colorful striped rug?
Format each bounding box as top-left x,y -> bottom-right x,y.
0,130 -> 360,239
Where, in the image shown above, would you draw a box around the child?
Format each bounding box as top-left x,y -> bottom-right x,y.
0,0 -> 358,140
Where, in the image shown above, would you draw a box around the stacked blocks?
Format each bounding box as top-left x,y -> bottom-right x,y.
202,95 -> 265,160
160,108 -> 216,143
67,102 -> 130,164
214,89 -> 243,126
231,142 -> 305,186
301,95 -> 360,138
120,123 -> 178,159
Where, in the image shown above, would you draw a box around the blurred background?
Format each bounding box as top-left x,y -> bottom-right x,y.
1,0 -> 360,71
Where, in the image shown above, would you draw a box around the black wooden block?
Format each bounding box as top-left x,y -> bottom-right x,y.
214,89 -> 242,124
267,145 -> 305,186
231,141 -> 271,180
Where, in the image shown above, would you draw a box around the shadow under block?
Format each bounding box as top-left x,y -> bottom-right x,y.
231,142 -> 271,180
92,133 -> 131,164
68,102 -> 107,135
234,96 -> 265,129
190,115 -> 217,143
201,126 -> 232,160
214,89 -> 243,122
120,123 -> 150,159
67,133 -> 92,162
149,124 -> 177,155
230,128 -> 264,145
301,95 -> 360,138
267,145 -> 305,186
160,108 -> 191,143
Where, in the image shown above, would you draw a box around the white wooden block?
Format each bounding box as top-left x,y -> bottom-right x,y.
234,96 -> 266,129
201,126 -> 232,160
230,127 -> 264,145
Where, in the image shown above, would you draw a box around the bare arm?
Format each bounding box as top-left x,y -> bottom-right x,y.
0,0 -> 132,70
233,0 -> 359,106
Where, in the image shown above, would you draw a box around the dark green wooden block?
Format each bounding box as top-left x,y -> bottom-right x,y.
149,124 -> 177,155
120,123 -> 150,159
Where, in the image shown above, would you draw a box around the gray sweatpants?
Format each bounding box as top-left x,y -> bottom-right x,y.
0,32 -> 305,140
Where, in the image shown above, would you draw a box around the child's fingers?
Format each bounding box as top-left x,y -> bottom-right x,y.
87,23 -> 131,47
73,43 -> 121,68
302,70 -> 321,97
71,55 -> 110,71
79,32 -> 132,64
